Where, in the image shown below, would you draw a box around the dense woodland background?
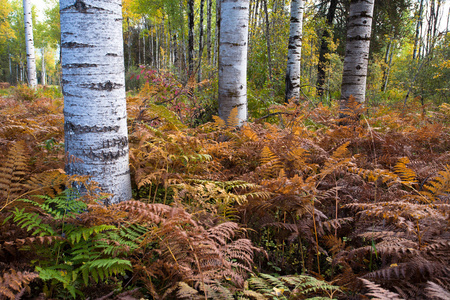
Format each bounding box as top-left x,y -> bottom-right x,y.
0,0 -> 450,299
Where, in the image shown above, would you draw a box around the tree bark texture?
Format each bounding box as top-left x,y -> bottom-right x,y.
60,0 -> 132,203
285,0 -> 304,103
188,0 -> 195,78
207,0 -> 212,67
413,0 -> 424,60
198,0 -> 205,82
340,0 -> 374,106
218,0 -> 249,127
262,0 -> 272,81
41,48 -> 46,85
23,0 -> 37,87
316,0 -> 338,96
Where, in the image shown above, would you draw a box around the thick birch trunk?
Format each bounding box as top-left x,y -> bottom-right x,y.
285,0 -> 304,102
23,0 -> 37,87
340,0 -> 374,107
218,0 -> 249,127
61,0 -> 132,204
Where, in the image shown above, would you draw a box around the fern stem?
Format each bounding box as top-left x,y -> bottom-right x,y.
311,197 -> 321,275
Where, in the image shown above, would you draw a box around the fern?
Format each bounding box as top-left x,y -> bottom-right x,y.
0,141 -> 29,207
0,270 -> 38,300
244,273 -> 341,299
425,281 -> 450,300
360,278 -> 403,300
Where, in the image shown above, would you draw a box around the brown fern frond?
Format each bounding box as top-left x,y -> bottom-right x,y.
0,270 -> 38,299
394,157 -> 417,187
425,281 -> 450,300
360,278 -> 403,300
0,141 -> 29,205
24,169 -> 67,197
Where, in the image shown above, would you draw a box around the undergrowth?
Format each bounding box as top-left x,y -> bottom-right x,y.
1,85 -> 449,299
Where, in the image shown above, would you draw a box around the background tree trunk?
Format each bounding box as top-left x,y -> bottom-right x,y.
23,0 -> 37,87
61,0 -> 132,204
188,0 -> 195,79
285,0 -> 304,103
262,0 -> 272,82
218,0 -> 249,126
41,48 -> 46,85
340,0 -> 374,107
198,0 -> 205,83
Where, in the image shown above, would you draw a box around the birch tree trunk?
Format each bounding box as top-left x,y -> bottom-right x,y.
285,0 -> 304,103
340,0 -> 374,108
41,48 -> 46,85
60,0 -> 132,204
23,0 -> 37,87
218,0 -> 249,127
262,0 -> 272,81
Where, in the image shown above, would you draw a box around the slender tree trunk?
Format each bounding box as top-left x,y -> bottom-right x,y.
285,0 -> 304,103
198,0 -> 205,82
188,0 -> 195,79
218,0 -> 250,127
61,0 -> 132,203
316,0 -> 338,96
216,0 -> 221,69
41,48 -> 46,85
262,0 -> 272,81
382,40 -> 394,92
23,0 -> 37,87
340,0 -> 374,108
413,0 -> 424,60
207,0 -> 212,73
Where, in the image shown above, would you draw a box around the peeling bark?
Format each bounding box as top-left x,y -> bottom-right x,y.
61,0 -> 132,203
218,0 -> 249,127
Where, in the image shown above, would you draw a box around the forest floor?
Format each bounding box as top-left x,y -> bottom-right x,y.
0,85 -> 449,299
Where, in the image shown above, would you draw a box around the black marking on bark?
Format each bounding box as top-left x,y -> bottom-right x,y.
74,0 -> 87,13
106,53 -> 118,57
62,42 -> 93,48
347,36 -> 371,41
62,63 -> 98,68
61,79 -> 69,84
81,81 -> 122,91
62,0 -> 107,13
65,121 -> 120,134
102,136 -> 128,149
63,91 -> 82,98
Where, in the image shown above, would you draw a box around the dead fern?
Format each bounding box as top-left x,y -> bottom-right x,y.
0,270 -> 38,299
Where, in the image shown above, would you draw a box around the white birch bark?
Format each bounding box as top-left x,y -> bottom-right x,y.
61,0 -> 132,204
218,0 -> 249,127
340,0 -> 374,106
41,48 -> 46,85
285,0 -> 304,102
23,0 -> 37,87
